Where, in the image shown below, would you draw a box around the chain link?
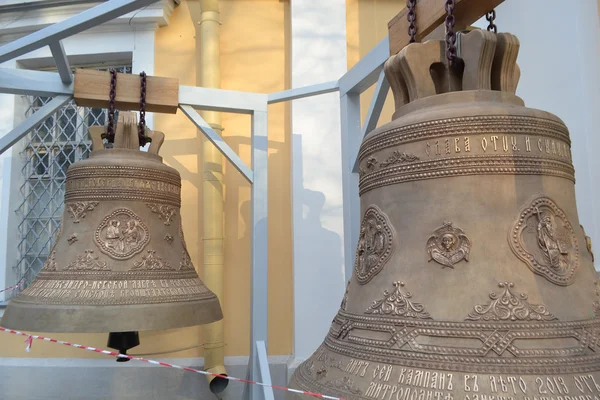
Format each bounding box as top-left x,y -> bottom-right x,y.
486,10 -> 497,33
138,71 -> 148,147
106,69 -> 117,143
407,0 -> 417,43
444,0 -> 457,63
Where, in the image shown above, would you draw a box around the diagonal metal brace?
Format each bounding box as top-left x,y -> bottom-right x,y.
179,105 -> 254,183
352,69 -> 390,173
0,0 -> 160,64
0,95 -> 72,156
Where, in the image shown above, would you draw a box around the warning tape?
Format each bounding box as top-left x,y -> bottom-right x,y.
0,278 -> 25,294
0,327 -> 344,399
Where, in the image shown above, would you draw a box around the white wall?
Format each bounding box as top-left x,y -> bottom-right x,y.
290,0 -> 348,363
473,0 -> 600,270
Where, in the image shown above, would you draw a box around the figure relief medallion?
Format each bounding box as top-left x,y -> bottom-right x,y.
509,196 -> 578,286
94,208 -> 150,260
426,221 -> 471,269
354,205 -> 394,284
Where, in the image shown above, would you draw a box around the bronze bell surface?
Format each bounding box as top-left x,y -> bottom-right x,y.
1,112 -> 223,334
288,30 -> 600,399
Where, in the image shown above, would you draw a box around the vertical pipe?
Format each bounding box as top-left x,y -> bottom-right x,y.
190,0 -> 227,393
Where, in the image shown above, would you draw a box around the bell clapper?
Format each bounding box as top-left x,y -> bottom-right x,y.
107,331 -> 140,363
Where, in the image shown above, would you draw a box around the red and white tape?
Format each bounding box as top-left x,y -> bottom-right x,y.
0,327 -> 343,399
0,279 -> 25,294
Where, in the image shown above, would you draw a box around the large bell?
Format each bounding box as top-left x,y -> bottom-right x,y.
1,113 -> 223,336
288,30 -> 600,399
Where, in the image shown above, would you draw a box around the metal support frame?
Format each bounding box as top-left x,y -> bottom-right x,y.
49,41 -> 73,84
0,1 -> 392,399
0,95 -> 72,155
0,0 -> 160,64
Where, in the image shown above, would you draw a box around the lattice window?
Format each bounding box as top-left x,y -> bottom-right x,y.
13,65 -> 132,290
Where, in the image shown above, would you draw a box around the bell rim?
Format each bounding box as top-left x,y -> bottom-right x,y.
0,296 -> 223,333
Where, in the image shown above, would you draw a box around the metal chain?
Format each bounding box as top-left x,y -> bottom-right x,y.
407,0 -> 417,43
444,0 -> 457,63
138,71 -> 148,147
106,69 -> 117,143
486,10 -> 497,33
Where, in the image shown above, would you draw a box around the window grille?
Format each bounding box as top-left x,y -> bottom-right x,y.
13,65 -> 132,293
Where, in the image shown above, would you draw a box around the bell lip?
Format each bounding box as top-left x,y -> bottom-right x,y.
0,297 -> 223,333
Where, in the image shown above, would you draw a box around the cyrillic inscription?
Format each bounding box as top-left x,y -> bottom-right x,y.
23,278 -> 206,300
425,136 -> 571,160
66,177 -> 180,195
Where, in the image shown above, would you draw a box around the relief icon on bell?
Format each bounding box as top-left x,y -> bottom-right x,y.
354,205 -> 395,285
509,195 -> 578,286
426,221 -> 471,269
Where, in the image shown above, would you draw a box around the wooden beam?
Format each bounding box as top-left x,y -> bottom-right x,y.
388,0 -> 504,56
73,69 -> 179,114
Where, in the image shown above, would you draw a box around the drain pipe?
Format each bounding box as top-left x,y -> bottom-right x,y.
190,0 -> 228,394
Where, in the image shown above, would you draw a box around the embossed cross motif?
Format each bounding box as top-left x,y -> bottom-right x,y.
66,201 -> 99,223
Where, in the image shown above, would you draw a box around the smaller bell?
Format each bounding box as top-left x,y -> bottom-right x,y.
1,112 -> 223,334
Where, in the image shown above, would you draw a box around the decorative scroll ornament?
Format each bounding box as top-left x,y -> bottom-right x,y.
354,205 -> 394,284
509,196 -> 578,286
326,377 -> 361,395
582,225 -> 595,262
67,234 -> 78,245
466,282 -> 557,321
94,208 -> 150,260
66,250 -> 109,271
379,150 -> 420,168
180,250 -> 194,271
426,221 -> 471,268
66,201 -> 99,223
130,250 -> 173,271
54,224 -> 62,242
146,204 -> 176,226
179,222 -> 188,252
340,281 -> 350,311
594,280 -> 600,317
365,281 -> 432,319
316,366 -> 328,381
41,251 -> 57,272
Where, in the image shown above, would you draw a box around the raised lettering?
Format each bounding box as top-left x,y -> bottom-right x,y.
491,136 -> 499,151
537,378 -> 547,394
366,382 -> 377,397
490,377 -> 498,393
498,377 -> 507,393
519,378 -> 527,394
502,136 -> 509,152
481,138 -> 488,151
526,136 -> 532,152
465,137 -> 471,152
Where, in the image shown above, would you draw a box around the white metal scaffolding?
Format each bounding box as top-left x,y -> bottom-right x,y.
0,0 -> 391,398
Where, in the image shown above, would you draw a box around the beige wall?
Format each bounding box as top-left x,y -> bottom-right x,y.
0,0 -> 292,359
154,0 -> 292,357
346,0 -> 403,128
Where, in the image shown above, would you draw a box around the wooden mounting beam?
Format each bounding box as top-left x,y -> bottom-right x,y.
388,0 -> 505,56
73,69 -> 179,114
